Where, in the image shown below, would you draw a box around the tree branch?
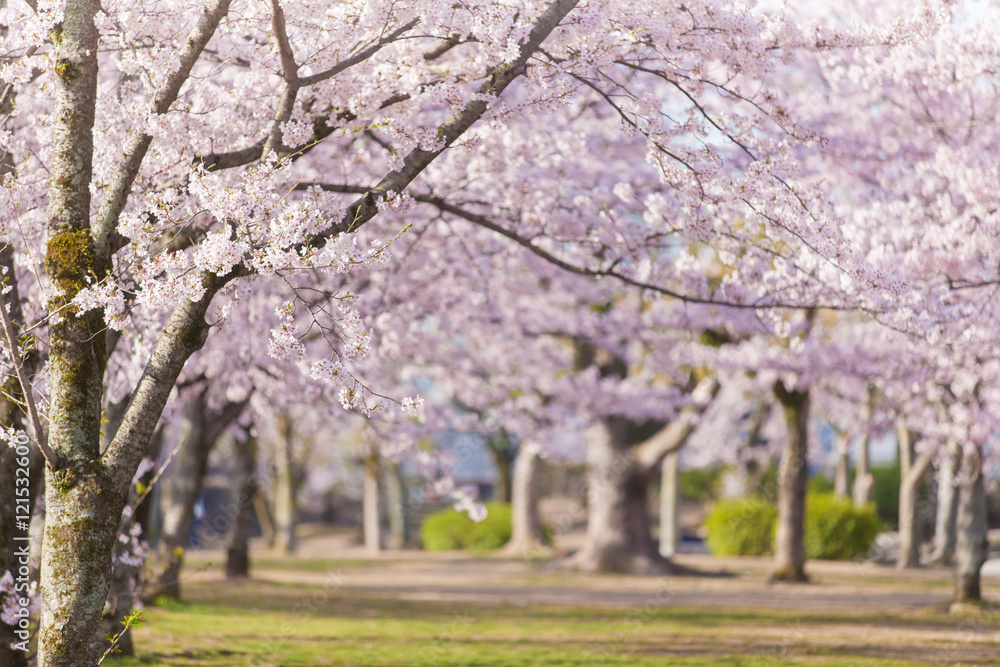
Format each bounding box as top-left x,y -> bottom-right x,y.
92,0 -> 234,257
634,377 -> 720,473
102,270 -> 229,489
314,0 -> 581,241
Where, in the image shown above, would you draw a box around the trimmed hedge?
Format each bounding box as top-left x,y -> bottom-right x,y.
705,493 -> 881,560
420,502 -> 513,551
704,496 -> 777,557
804,494 -> 881,560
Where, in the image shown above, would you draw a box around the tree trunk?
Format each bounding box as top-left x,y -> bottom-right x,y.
144,394 -> 211,601
362,446 -> 381,554
659,450 -> 680,558
931,439 -> 960,566
833,432 -> 850,499
272,416 -> 297,554
383,461 -> 406,550
772,382 -> 809,582
37,4 -> 115,661
574,419 -> 666,574
506,444 -> 547,556
486,432 -> 515,503
226,437 -> 258,579
852,386 -> 875,507
953,444 -> 987,604
897,424 -> 929,569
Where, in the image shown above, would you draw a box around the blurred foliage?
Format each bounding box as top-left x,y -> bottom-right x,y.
420,502 -> 514,551
679,464 -> 727,503
805,494 -> 881,560
705,494 -> 880,560
704,496 -> 777,557
869,462 -> 901,528
808,474 -> 835,495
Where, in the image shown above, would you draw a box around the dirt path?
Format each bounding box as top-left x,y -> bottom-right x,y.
185,530 -> 992,614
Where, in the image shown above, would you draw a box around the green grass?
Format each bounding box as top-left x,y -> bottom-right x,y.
111,578 -> 1000,666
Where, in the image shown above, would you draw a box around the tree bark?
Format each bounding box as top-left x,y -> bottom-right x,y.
272,416 -> 298,554
362,445 -> 381,554
833,431 -> 850,499
574,419 -> 665,574
383,461 -> 406,550
226,437 -> 258,579
931,439 -> 960,566
37,3 -> 116,662
772,382 -> 809,582
506,444 -> 547,556
953,444 -> 987,604
658,450 -> 680,558
897,424 -> 933,569
852,385 -> 875,507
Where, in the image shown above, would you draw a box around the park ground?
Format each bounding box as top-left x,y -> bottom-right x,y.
117,529 -> 1000,666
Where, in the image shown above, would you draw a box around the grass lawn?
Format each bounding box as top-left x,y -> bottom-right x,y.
113,576 -> 1000,666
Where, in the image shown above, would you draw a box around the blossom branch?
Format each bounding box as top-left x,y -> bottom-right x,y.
93,0 -> 234,257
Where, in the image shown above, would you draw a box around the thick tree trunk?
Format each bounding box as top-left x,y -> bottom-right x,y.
38,3 -> 115,662
506,445 -> 547,556
226,437 -> 258,579
658,450 -> 679,558
144,395 -> 211,601
931,440 -> 960,566
383,461 -> 406,550
852,386 -> 875,507
272,416 -> 297,554
575,419 -> 666,574
772,383 -> 809,582
362,446 -> 381,554
953,444 -> 987,604
833,432 -> 850,499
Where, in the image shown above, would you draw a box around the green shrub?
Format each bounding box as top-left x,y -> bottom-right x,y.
705,494 -> 880,560
804,494 -> 881,560
679,464 -> 726,503
420,502 -> 513,551
870,462 -> 901,527
808,473 -> 835,495
704,497 -> 777,557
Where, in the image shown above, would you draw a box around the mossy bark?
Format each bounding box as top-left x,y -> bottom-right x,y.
39,2 -> 114,664
772,382 -> 809,583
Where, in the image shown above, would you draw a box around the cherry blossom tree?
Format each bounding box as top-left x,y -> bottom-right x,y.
0,0 -> 968,662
